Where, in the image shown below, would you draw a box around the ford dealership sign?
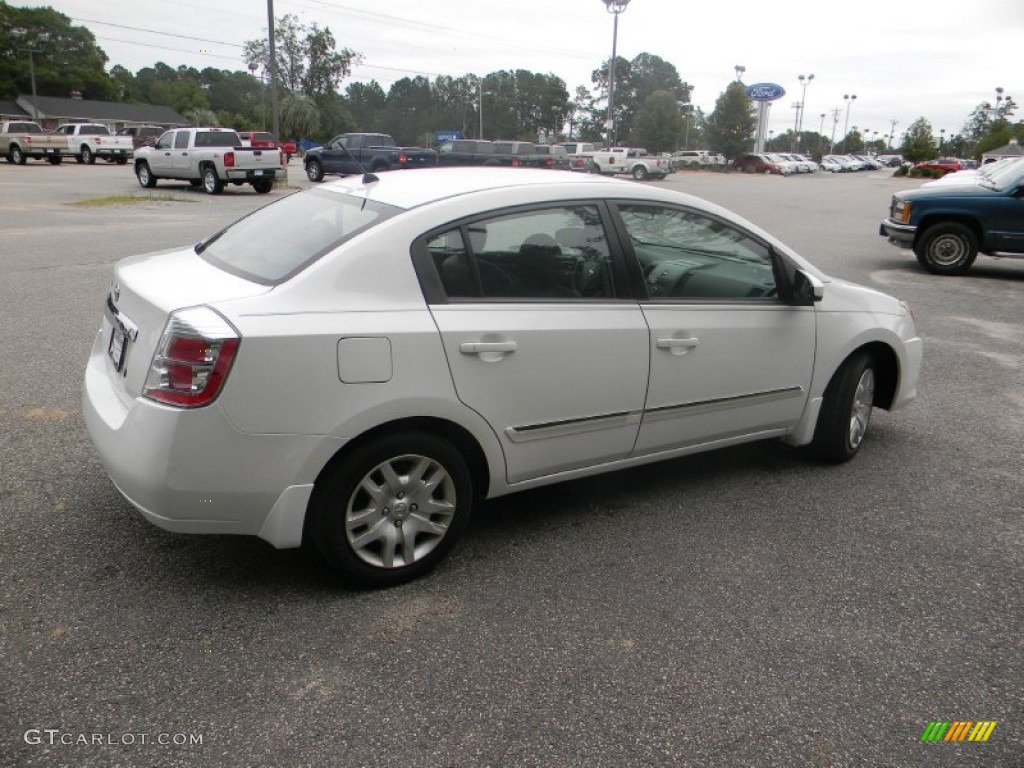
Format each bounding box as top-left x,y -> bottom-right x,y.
746,83 -> 786,102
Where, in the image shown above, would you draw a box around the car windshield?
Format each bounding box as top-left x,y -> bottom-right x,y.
196,189 -> 403,284
979,159 -> 1024,191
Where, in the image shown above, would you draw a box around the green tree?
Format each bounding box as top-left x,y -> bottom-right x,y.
704,81 -> 756,159
346,80 -> 387,131
0,1 -> 114,100
280,92 -> 319,140
244,15 -> 359,100
382,76 -> 434,145
632,90 -> 684,153
900,117 -> 937,162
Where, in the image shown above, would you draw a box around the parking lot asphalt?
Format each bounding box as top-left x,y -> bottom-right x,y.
1,161 -> 1021,767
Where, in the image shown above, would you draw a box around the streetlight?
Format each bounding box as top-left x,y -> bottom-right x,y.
796,73 -> 814,148
939,128 -> 946,153
248,62 -> 266,130
841,93 -> 856,153
734,65 -> 745,82
602,0 -> 631,147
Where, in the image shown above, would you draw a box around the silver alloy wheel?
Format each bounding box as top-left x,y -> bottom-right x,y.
927,232 -> 969,266
344,453 -> 457,569
848,368 -> 875,450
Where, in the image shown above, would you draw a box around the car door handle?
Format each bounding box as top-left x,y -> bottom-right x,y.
460,341 -> 517,354
657,337 -> 700,349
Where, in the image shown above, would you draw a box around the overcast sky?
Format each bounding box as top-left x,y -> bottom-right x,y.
26,0 -> 1024,144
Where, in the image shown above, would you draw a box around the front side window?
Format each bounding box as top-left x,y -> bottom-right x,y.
617,204 -> 777,300
429,205 -> 615,300
155,132 -> 173,150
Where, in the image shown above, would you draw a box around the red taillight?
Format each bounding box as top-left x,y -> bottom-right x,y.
512,158 -> 520,167
545,157 -> 554,167
399,152 -> 408,167
144,307 -> 239,408
224,151 -> 235,168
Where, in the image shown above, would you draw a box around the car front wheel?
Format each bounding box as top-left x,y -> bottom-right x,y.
307,433 -> 473,588
810,352 -> 876,463
305,159 -> 324,182
914,222 -> 978,275
135,162 -> 157,188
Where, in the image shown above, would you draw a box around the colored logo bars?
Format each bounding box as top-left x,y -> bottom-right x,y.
921,721 -> 997,742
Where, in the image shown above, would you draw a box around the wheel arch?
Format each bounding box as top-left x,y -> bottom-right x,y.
913,214 -> 984,250
310,415 -> 492,505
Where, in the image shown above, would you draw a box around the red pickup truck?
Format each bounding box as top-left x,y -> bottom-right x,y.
238,131 -> 297,163
913,157 -> 964,176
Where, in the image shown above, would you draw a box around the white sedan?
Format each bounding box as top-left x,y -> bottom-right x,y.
84,168 -> 922,587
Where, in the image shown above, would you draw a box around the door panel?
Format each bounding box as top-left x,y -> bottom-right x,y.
636,305 -> 814,454
432,305 -> 649,483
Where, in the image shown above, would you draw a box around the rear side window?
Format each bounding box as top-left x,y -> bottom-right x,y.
428,204 -> 616,300
197,189 -> 403,285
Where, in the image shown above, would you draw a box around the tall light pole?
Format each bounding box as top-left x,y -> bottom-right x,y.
602,0 -> 631,148
478,80 -> 484,139
796,73 -> 814,148
21,49 -> 39,121
888,118 -> 898,150
841,93 -> 856,153
734,64 -> 745,82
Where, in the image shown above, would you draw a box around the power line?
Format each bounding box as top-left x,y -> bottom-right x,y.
71,17 -> 245,49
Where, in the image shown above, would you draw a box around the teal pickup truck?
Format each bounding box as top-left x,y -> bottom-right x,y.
879,158 -> 1024,274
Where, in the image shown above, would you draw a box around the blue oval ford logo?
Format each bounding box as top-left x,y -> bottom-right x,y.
746,83 -> 786,102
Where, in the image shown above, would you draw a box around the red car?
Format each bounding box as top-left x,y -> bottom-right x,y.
913,157 -> 964,175
731,153 -> 784,175
238,131 -> 297,162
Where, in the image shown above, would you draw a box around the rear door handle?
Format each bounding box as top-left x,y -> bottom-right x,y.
460,341 -> 517,354
657,337 -> 699,350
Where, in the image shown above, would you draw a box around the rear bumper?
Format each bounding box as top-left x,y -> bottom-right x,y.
880,219 -> 916,248
82,330 -> 341,548
226,168 -> 285,182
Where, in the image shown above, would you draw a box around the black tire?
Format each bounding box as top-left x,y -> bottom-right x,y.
74,154 -> 84,164
81,146 -> 95,164
654,173 -> 666,180
11,145 -> 26,165
252,178 -> 273,194
135,162 -> 157,188
305,159 -> 324,182
631,165 -> 648,181
913,222 -> 978,275
48,155 -> 62,165
810,352 -> 876,463
202,166 -> 224,195
115,156 -> 128,165
307,432 -> 473,588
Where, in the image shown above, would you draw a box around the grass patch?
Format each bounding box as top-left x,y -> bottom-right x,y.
71,193 -> 199,207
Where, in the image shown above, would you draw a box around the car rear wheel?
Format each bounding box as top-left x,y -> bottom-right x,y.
252,179 -> 273,194
135,162 -> 157,188
632,165 -> 648,181
202,166 -> 224,195
48,155 -> 62,165
307,432 -> 473,588
914,222 -> 978,275
305,159 -> 324,182
810,352 -> 875,463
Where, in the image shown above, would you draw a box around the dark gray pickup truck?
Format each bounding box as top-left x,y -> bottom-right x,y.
879,158 -> 1024,274
304,133 -> 437,181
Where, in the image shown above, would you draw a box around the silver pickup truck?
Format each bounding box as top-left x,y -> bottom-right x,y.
133,127 -> 285,194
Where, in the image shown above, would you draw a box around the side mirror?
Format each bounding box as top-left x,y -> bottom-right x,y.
793,269 -> 825,305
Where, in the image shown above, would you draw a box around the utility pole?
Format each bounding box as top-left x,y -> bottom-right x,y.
22,49 -> 39,121
888,118 -> 898,150
267,0 -> 280,138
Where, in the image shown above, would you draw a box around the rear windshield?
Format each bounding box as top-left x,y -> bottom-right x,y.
195,131 -> 241,148
8,122 -> 42,133
196,188 -> 403,284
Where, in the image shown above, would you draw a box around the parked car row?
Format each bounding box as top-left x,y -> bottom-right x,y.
820,154 -> 888,173
670,150 -> 727,170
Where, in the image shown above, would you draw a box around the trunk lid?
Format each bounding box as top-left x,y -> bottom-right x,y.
100,246 -> 271,399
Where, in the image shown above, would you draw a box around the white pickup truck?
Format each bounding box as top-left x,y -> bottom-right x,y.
589,147 -> 672,180
1,120 -> 66,164
133,127 -> 285,194
54,123 -> 134,164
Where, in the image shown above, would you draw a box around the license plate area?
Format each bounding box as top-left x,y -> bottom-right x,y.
108,326 -> 128,372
